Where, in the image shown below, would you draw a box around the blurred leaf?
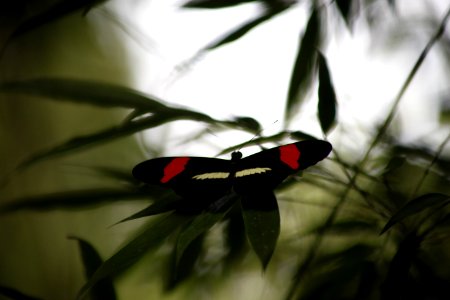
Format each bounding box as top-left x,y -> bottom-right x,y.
182,0 -> 258,9
381,193 -> 450,234
224,208 -> 247,264
289,130 -> 319,141
381,232 -> 422,299
241,192 -> 280,269
335,0 -> 359,30
205,4 -> 290,50
7,0 -> 106,40
0,78 -> 169,111
175,198 -> 232,265
115,196 -> 181,224
77,214 -> 192,300
231,116 -> 261,133
69,237 -> 116,300
308,219 -> 379,236
0,188 -> 146,213
166,234 -> 204,291
317,51 -> 337,134
0,286 -> 43,300
217,131 -> 288,156
16,109 -> 216,170
285,7 -> 322,122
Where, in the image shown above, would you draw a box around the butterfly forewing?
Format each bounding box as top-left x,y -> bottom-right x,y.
133,157 -> 233,200
233,140 -> 332,194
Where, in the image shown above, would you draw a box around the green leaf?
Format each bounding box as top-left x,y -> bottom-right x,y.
69,236 -> 116,300
285,7 -> 321,122
0,188 -> 145,213
183,0 -> 258,9
381,193 -> 450,234
114,196 -> 180,224
0,78 -> 169,111
216,132 -> 289,156
77,214 -> 192,300
241,192 -> 280,269
16,109 -> 216,170
317,51 -> 337,134
175,199 -> 232,265
0,285 -> 43,300
231,116 -> 262,133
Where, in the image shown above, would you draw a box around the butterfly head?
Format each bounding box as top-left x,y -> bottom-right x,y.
231,151 -> 243,162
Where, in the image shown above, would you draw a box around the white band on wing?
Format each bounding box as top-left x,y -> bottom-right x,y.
192,172 -> 230,180
235,167 -> 271,177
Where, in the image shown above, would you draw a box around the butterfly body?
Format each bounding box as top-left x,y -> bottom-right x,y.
133,140 -> 332,206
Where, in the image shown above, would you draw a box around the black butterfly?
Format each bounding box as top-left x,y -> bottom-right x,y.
133,140 -> 332,212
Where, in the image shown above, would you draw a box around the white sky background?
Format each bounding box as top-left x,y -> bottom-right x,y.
106,0 -> 450,158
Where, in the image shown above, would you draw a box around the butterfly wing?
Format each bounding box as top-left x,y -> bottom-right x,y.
133,156 -> 233,200
233,140 -> 332,194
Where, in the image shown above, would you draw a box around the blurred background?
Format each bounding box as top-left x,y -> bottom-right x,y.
0,0 -> 449,299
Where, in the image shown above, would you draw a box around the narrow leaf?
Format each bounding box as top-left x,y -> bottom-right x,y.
205,6 -> 289,50
183,0 -> 258,9
69,237 -> 116,300
114,196 -> 180,224
317,52 -> 337,134
9,0 -> 106,39
0,188 -> 145,213
335,0 -> 354,29
175,199 -> 231,264
0,78 -> 168,111
77,214 -> 192,300
381,193 -> 450,234
16,109 -> 216,170
241,192 -> 280,269
285,7 -> 321,122
0,286 -> 42,300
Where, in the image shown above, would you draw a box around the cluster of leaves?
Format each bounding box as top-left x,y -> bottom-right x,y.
1,0 -> 450,300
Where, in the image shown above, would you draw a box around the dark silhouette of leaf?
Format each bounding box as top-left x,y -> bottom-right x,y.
231,116 -> 261,133
241,191 -> 280,269
16,109 -> 217,170
381,232 -> 423,300
183,0 -> 259,9
285,7 -> 322,122
0,285 -> 43,300
317,51 -> 337,134
69,237 -> 117,300
217,131 -> 289,156
77,214 -> 192,300
335,0 -> 358,30
204,4 -> 290,50
8,0 -> 106,39
381,193 -> 450,234
0,188 -> 146,213
0,78 -> 168,111
289,131 -> 319,140
175,194 -> 234,265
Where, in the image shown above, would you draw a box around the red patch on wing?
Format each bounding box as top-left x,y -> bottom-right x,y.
279,144 -> 301,169
161,157 -> 190,183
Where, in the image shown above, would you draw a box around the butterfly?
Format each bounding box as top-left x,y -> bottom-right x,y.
132,140 -> 332,212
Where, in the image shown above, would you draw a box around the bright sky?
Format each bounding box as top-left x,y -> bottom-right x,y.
111,0 -> 449,157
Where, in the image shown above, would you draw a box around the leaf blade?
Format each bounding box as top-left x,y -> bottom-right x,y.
317,51 -> 337,134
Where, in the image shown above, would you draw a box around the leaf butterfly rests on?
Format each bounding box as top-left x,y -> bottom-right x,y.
132,140 -> 332,212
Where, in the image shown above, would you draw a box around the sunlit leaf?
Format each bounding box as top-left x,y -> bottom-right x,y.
0,78 -> 168,111
77,214 -> 192,300
0,188 -> 145,213
317,51 -> 337,134
285,7 -> 322,122
69,237 -> 116,300
0,285 -> 42,300
381,193 -> 450,234
183,0 -> 258,9
241,192 -> 280,269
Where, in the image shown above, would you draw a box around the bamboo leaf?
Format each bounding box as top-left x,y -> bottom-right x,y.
317,52 -> 337,134
381,193 -> 450,234
69,237 -> 117,300
285,7 -> 322,122
183,0 -> 258,9
0,78 -> 168,111
0,286 -> 43,300
77,214 -> 192,300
